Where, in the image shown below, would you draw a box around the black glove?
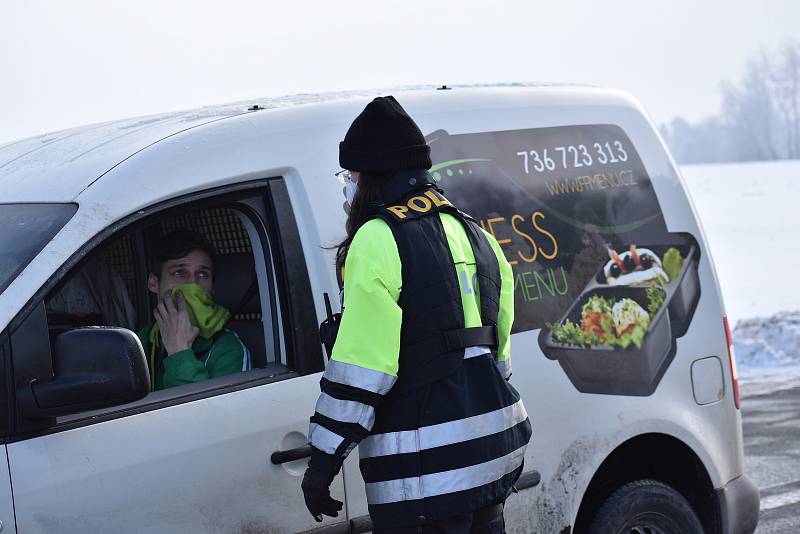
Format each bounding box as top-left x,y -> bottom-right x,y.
301,466 -> 343,522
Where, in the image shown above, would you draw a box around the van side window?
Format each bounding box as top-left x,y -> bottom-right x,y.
43,194 -> 293,398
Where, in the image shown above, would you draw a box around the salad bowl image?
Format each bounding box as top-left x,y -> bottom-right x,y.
540,286 -> 673,396
538,236 -> 701,396
595,241 -> 700,338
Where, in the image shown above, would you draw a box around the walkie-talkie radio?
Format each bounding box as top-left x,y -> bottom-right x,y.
319,292 -> 342,358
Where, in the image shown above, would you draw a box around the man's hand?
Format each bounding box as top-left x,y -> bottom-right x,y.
154,291 -> 199,355
301,467 -> 343,522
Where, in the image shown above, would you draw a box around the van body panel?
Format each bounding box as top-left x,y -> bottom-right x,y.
0,86 -> 756,532
503,330 -> 734,529
0,109 -> 253,203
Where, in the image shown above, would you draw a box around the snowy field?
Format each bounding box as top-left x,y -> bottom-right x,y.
681,160 -> 800,377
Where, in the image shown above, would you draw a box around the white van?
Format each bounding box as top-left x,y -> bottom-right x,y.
0,85 -> 759,533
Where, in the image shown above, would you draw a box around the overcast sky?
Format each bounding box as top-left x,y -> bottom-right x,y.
1,0 -> 798,144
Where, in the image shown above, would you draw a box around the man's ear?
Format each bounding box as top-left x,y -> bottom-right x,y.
147,273 -> 160,294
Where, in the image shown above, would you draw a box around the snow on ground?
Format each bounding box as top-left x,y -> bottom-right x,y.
680,160 -> 800,378
681,160 -> 800,327
733,311 -> 800,389
738,364 -> 800,395
734,312 -> 800,369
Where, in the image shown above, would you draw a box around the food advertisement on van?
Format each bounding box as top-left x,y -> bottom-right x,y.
427,125 -> 700,395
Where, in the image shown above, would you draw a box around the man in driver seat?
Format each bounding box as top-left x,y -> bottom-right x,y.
137,229 -> 250,390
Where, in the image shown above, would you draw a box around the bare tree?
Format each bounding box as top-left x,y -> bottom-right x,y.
662,40 -> 800,164
770,42 -> 800,159
721,51 -> 781,161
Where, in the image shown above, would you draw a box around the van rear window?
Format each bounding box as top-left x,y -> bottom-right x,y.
0,203 -> 77,295
427,124 -> 689,334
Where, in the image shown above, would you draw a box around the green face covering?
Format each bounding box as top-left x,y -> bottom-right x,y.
170,283 -> 231,339
146,284 -> 230,391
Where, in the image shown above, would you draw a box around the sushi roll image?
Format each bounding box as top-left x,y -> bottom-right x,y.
604,245 -> 670,287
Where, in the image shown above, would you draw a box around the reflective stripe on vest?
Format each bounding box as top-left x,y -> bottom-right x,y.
309,423 -> 346,454
359,398 -> 528,459
496,358 -> 511,380
314,392 -> 376,430
365,443 -> 526,505
464,346 -> 491,359
323,359 -> 396,395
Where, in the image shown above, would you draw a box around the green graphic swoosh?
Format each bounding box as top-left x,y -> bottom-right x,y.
430,159 -> 492,180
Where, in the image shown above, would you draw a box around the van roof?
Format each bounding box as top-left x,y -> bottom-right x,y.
0,83 -> 637,203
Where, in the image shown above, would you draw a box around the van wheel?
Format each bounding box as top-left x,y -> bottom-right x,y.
588,479 -> 704,534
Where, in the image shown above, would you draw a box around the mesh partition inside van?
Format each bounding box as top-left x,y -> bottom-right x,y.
104,233 -> 140,313
160,208 -> 252,254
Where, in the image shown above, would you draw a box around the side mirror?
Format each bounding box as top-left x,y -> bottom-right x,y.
18,328 -> 150,419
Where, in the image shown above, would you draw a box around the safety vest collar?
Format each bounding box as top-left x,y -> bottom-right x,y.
380,168 -> 438,205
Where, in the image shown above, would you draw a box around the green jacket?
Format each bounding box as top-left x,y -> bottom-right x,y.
136,324 -> 249,390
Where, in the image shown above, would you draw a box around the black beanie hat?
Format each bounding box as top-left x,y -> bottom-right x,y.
339,96 -> 432,173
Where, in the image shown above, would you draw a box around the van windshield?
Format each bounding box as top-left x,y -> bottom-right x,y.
0,204 -> 77,295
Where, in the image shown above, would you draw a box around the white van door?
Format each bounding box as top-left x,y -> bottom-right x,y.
7,369 -> 340,534
4,181 -> 344,533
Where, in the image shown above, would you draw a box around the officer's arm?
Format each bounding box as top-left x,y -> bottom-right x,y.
485,229 -> 515,379
308,221 -> 402,480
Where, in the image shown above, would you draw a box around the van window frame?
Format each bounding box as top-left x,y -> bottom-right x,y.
0,332 -> 10,439
2,177 -> 324,441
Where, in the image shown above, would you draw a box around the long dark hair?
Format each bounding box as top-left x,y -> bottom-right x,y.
335,172 -> 392,272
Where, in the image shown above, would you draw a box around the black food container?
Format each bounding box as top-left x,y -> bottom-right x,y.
539,286 -> 674,396
595,244 -> 700,338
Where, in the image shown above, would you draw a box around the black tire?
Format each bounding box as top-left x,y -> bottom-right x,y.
588,479 -> 704,534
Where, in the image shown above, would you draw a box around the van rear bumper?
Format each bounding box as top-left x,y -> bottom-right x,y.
717,474 -> 760,534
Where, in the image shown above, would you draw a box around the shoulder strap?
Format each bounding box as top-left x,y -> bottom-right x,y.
454,212 -> 502,329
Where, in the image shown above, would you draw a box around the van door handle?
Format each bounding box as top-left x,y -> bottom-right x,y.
271,444 -> 313,464
515,470 -> 541,491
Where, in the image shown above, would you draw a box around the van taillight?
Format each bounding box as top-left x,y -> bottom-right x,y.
723,316 -> 740,409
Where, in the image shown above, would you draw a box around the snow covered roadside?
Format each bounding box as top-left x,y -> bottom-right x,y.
734,311 -> 800,393
735,312 -> 800,369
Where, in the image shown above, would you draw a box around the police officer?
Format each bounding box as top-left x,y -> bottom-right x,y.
301,96 -> 532,533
